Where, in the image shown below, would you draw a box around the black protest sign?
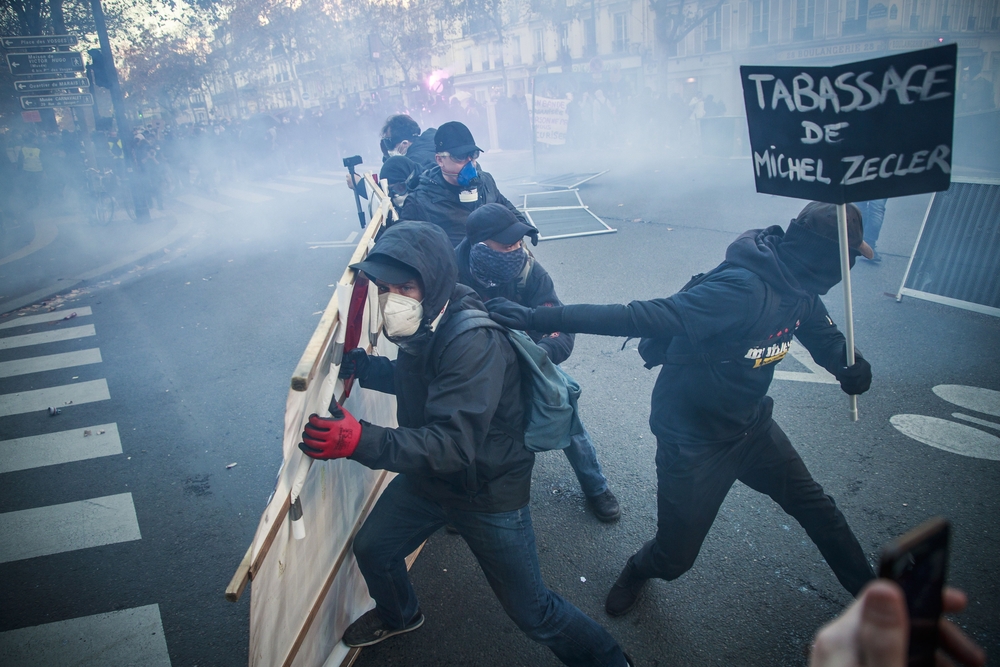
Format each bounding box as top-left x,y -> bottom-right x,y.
740,44 -> 956,204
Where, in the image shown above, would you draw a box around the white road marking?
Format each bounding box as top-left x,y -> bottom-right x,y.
307,231 -> 359,248
932,384 -> 1000,418
772,342 -> 838,384
0,379 -> 110,417
0,348 -> 102,379
952,413 -> 1000,432
280,175 -> 339,185
0,324 -> 96,350
258,182 -> 309,193
0,604 -> 171,666
0,220 -> 57,268
174,194 -> 232,213
218,187 -> 273,204
0,423 -> 121,474
0,493 -> 142,564
0,307 -> 93,331
890,414 -> 1000,461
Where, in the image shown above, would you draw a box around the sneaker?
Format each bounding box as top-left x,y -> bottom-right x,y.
605,557 -> 648,617
587,489 -> 621,523
342,609 -> 424,648
863,249 -> 882,263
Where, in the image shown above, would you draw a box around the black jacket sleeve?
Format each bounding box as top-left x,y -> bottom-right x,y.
397,193 -> 427,222
357,356 -> 396,394
520,263 -> 575,365
351,327 -> 509,477
531,272 -> 757,343
794,297 -> 850,375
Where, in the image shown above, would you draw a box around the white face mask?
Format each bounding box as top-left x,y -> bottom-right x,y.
379,292 -> 423,338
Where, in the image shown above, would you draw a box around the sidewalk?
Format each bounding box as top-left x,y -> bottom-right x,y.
0,199 -> 191,315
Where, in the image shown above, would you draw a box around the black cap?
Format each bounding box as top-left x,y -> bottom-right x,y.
350,252 -> 420,285
793,201 -> 874,259
467,203 -> 538,245
434,121 -> 481,157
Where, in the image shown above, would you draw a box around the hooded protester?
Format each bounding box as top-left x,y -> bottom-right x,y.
487,202 -> 877,618
379,155 -> 418,216
298,221 -> 631,667
455,204 -> 621,522
397,121 -> 529,246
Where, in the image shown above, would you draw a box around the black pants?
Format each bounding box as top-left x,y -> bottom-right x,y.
632,417 -> 875,595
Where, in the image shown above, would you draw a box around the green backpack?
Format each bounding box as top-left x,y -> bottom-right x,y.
433,309 -> 583,452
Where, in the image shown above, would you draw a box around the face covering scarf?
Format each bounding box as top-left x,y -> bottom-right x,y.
379,292 -> 423,338
469,242 -> 528,288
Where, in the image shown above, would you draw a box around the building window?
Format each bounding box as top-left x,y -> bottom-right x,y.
533,28 -> 544,63
889,3 -> 897,19
843,0 -> 869,34
966,14 -> 975,30
560,22 -> 569,52
584,17 -> 595,55
750,0 -> 769,45
704,9 -> 722,51
464,47 -> 473,73
613,12 -> 628,53
482,44 -> 490,70
512,35 -> 522,65
794,0 -> 815,40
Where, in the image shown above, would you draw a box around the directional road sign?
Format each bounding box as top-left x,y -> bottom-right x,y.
1,35 -> 78,49
6,51 -> 84,76
14,77 -> 89,93
19,93 -> 94,109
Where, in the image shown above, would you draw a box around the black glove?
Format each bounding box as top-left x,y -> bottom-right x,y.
485,297 -> 535,331
835,351 -> 872,395
338,348 -> 371,381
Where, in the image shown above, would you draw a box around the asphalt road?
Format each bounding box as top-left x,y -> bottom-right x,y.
1,154 -> 997,666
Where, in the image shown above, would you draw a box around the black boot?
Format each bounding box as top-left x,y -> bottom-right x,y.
605,557 -> 648,617
587,489 -> 621,523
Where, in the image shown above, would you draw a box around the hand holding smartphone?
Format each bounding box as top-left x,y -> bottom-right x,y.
878,517 -> 950,667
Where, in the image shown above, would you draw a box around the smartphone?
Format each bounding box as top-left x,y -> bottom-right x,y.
878,516 -> 950,667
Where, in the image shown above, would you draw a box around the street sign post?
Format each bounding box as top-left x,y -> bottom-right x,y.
14,77 -> 90,93
740,44 -> 958,421
1,35 -> 78,49
20,93 -> 94,109
6,52 -> 85,76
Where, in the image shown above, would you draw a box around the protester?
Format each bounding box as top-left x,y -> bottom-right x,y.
297,221 -> 632,666
487,201 -> 879,617
347,114 -> 436,195
398,121 -> 528,245
455,203 -> 621,521
810,581 -> 986,667
378,155 -> 418,221
855,199 -> 888,263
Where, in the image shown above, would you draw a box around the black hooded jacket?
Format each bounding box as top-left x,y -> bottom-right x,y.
398,166 -> 529,246
524,223 -> 853,445
454,240 -> 576,365
350,221 -> 532,512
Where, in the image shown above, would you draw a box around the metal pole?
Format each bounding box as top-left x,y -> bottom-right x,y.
836,203 -> 859,421
530,75 -> 537,175
89,0 -> 150,221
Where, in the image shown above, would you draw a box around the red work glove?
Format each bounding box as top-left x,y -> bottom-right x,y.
298,402 -> 362,460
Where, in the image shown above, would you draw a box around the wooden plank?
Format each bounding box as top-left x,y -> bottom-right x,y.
225,544 -> 253,602
290,194 -> 387,393
249,495 -> 290,579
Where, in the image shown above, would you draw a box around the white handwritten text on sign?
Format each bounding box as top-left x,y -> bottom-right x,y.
740,44 -> 956,203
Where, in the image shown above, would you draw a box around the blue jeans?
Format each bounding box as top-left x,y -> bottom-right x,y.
856,198 -> 887,249
563,427 -> 609,497
353,476 -> 627,667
